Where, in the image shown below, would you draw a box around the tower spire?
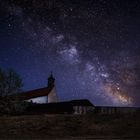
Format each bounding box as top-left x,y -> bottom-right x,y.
47,71 -> 58,103
48,71 -> 55,88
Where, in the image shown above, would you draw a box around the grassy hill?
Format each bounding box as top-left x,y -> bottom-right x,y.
0,113 -> 140,139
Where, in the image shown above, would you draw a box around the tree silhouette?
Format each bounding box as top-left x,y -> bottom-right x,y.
0,68 -> 25,114
0,68 -> 23,96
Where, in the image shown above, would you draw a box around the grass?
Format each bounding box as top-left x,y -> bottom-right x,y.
0,113 -> 140,139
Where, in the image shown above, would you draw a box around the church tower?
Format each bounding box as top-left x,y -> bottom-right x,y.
47,72 -> 58,103
48,72 -> 55,88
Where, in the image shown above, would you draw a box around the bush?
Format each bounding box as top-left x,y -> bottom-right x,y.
0,96 -> 28,115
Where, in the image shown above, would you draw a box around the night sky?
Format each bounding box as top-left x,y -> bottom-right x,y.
0,0 -> 140,106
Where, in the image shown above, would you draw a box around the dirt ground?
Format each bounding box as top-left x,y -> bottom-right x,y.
0,113 -> 140,139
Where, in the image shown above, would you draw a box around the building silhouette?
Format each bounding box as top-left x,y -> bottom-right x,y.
8,74 -> 140,115
10,73 -> 58,104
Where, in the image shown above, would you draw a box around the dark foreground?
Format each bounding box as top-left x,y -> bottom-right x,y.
0,113 -> 140,139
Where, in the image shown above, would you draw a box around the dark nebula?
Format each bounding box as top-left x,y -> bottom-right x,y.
0,0 -> 140,106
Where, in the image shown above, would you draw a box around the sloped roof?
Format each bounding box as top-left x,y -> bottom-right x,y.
10,86 -> 53,100
26,99 -> 94,114
70,99 -> 94,106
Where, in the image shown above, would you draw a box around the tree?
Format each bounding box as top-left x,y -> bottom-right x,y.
0,68 -> 25,115
0,68 -> 23,96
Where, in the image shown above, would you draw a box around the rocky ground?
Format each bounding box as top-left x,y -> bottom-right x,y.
0,113 -> 140,139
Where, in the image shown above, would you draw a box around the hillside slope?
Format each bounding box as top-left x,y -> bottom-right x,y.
0,114 -> 140,139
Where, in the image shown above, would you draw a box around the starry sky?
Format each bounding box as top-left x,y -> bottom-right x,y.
0,0 -> 140,106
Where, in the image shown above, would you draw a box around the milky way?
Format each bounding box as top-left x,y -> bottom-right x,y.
0,0 -> 140,106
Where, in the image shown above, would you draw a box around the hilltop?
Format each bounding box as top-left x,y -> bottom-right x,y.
0,113 -> 140,139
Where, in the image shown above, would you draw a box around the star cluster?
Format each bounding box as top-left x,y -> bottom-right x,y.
0,0 -> 140,106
